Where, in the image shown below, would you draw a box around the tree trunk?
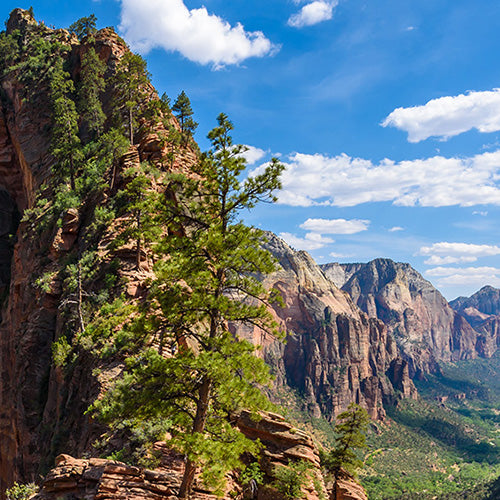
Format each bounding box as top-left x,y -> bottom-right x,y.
136,209 -> 141,270
129,107 -> 134,144
178,377 -> 211,498
77,258 -> 85,333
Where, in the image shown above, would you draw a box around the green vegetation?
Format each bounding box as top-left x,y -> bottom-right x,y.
359,355 -> 500,500
91,113 -> 284,497
320,403 -> 370,478
272,460 -> 312,499
5,482 -> 38,500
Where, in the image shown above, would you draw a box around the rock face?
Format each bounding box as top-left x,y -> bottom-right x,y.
234,235 -> 416,422
322,259 -> 480,377
451,285 -> 500,317
0,9 -> 189,495
32,411 -> 350,500
450,286 -> 500,357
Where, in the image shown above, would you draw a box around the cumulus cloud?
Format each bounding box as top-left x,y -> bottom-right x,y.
119,0 -> 276,68
288,1 -> 338,28
419,242 -> 500,265
425,266 -> 500,288
279,232 -> 334,251
300,218 -> 370,234
240,145 -> 267,165
329,251 -> 351,258
250,150 -> 500,207
420,242 -> 500,258
382,89 -> 500,142
423,256 -> 478,265
389,226 -> 404,232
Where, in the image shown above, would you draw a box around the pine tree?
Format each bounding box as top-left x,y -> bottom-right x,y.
92,113 -> 284,497
113,162 -> 161,270
320,403 -> 370,479
78,46 -> 106,139
50,60 -> 81,191
172,90 -> 198,144
111,52 -> 151,145
69,15 -> 97,41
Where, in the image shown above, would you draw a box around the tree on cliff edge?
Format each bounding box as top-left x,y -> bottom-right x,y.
93,113 -> 285,497
320,403 -> 370,479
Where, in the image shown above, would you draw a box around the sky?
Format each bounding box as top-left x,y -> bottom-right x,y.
3,0 -> 500,300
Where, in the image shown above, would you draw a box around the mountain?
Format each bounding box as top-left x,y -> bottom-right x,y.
450,286 -> 500,356
322,259 -> 481,377
234,235 -> 417,421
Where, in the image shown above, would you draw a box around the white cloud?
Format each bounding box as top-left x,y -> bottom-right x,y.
423,256 -> 478,265
288,1 -> 338,28
119,0 -> 276,68
425,266 -> 500,288
473,211 -> 488,216
420,242 -> 500,266
389,226 -> 404,232
250,150 -> 500,207
279,232 -> 334,251
329,251 -> 352,258
300,218 -> 370,234
382,89 -> 500,142
240,145 -> 267,165
420,242 -> 500,258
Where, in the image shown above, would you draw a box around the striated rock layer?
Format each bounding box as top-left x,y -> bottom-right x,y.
234,234 -> 417,422
450,285 -> 500,357
322,259 -> 481,377
0,8 -> 190,494
32,411 -> 346,500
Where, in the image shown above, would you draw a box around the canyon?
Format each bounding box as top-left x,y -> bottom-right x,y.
0,8 -> 499,500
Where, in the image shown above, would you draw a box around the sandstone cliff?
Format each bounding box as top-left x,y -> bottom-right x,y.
450,286 -> 500,357
0,8 -> 192,493
322,259 -> 480,377
30,411 -> 350,500
234,235 -> 416,422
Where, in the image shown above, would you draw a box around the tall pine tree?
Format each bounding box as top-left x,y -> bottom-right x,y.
78,46 -> 106,139
50,59 -> 81,191
93,113 -> 284,497
111,52 -> 151,145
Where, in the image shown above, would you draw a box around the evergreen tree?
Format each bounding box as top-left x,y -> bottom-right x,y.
50,60 -> 81,191
113,162 -> 161,270
93,113 -> 284,497
320,403 -> 370,479
172,90 -> 198,144
69,15 -> 97,41
111,52 -> 151,145
78,46 -> 106,139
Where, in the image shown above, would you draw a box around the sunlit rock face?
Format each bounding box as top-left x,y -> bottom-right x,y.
323,259 -> 481,377
233,233 -> 417,422
450,286 -> 500,357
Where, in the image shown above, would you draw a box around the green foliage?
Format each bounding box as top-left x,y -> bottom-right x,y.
0,29 -> 21,73
91,113 -> 284,497
272,461 -> 312,499
5,482 -> 38,500
69,15 -> 97,41
113,161 -> 161,269
52,335 -> 72,367
50,59 -> 81,190
240,461 -> 265,487
321,403 -> 370,478
78,46 -> 106,138
172,90 -> 198,144
10,26 -> 70,97
110,51 -> 151,144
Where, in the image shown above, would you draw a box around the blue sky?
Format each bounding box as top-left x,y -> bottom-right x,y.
4,0 -> 500,300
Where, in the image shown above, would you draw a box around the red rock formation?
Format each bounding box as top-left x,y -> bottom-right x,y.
323,259 -> 480,377
32,411 -> 346,500
234,234 -> 417,422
